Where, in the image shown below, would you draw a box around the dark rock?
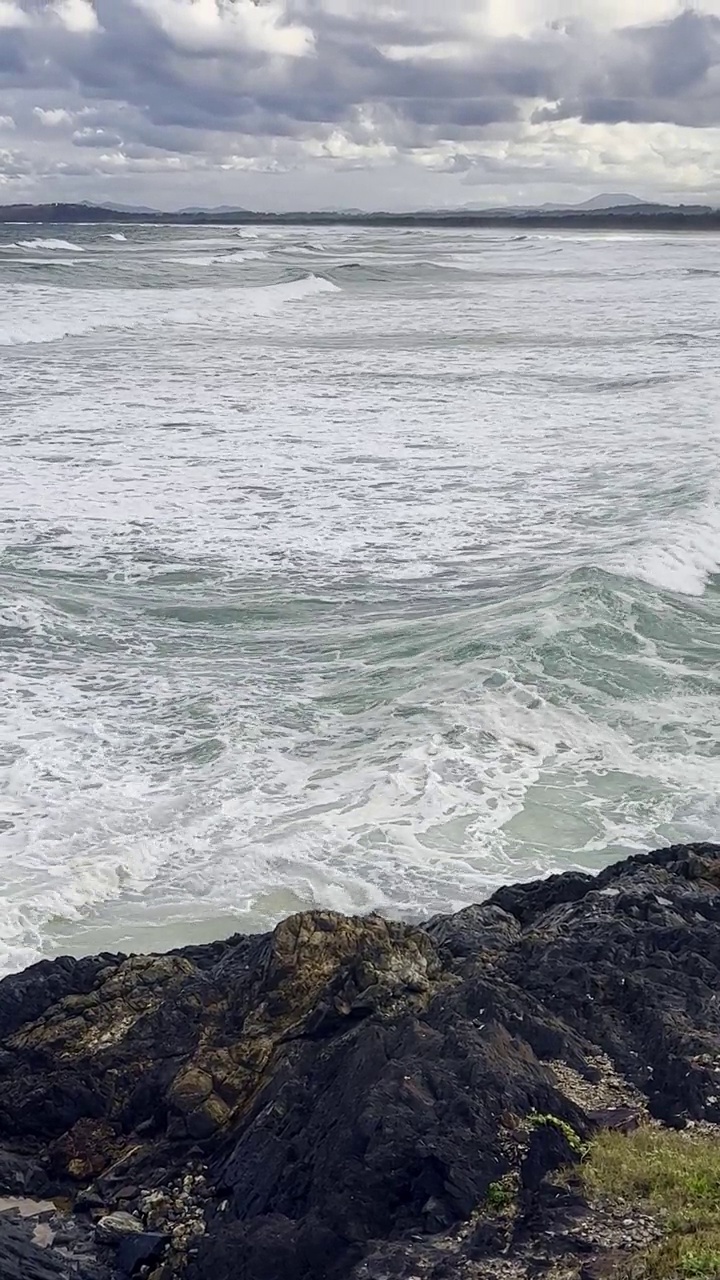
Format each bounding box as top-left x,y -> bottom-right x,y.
520,1121 -> 581,1193
586,1106 -> 643,1133
0,953 -> 124,1040
0,1151 -> 49,1197
117,1231 -> 169,1275
425,901 -> 521,961
0,1213 -> 107,1280
0,842 -> 719,1280
50,1117 -> 118,1180
187,1214 -> 353,1280
74,1187 -> 107,1214
115,1184 -> 140,1202
0,1216 -> 67,1280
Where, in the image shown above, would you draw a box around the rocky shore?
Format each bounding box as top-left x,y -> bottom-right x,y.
1,841 -> 720,1280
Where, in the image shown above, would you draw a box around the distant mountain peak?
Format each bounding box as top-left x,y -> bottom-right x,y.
576,193 -> 648,210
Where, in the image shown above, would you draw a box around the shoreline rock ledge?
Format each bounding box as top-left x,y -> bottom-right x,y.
1,841 -> 720,1280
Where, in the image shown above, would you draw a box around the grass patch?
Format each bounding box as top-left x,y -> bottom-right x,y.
580,1127 -> 720,1279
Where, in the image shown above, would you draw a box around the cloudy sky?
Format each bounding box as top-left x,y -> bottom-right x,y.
0,0 -> 719,210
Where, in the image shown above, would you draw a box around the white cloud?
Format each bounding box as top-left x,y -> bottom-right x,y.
471,0 -> 720,38
34,107 -> 75,127
0,1 -> 29,27
51,0 -> 100,33
135,0 -> 314,56
303,129 -> 397,165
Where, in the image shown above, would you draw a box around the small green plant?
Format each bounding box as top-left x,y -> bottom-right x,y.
527,1111 -> 588,1158
486,1175 -> 517,1213
678,1247 -> 720,1279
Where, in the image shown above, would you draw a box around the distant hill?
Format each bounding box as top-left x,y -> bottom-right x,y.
576,193 -> 649,210
0,200 -> 718,228
454,192 -> 718,216
179,205 -> 252,215
86,201 -> 161,215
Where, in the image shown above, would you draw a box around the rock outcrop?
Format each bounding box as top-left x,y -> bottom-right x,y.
1,841 -> 719,1279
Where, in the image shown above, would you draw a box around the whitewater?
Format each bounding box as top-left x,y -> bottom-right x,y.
1,222 -> 719,975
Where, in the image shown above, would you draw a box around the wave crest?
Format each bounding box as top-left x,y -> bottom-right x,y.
0,274 -> 340,347
615,495 -> 720,596
15,238 -> 85,252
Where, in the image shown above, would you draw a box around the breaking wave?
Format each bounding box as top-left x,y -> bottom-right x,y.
15,238 -> 85,252
0,274 -> 339,347
613,495 -> 720,596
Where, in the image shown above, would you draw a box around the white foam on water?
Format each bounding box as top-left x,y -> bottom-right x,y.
614,495 -> 720,596
277,244 -> 324,255
15,238 -> 85,252
0,258 -> 79,266
167,250 -> 269,266
0,672 -> 611,970
157,236 -> 252,249
1,224 -> 719,975
106,232 -> 127,241
523,233 -> 665,244
0,273 -> 339,346
224,250 -> 269,262
1,635 -> 715,977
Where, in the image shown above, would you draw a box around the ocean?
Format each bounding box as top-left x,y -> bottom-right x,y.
1,222 -> 719,976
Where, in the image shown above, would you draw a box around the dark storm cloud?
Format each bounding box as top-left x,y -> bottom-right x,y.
537,10 -> 720,127
0,31 -> 28,78
397,97 -> 520,128
282,5 -> 452,51
639,8 -> 719,95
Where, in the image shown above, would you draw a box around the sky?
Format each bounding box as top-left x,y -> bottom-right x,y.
0,0 -> 719,210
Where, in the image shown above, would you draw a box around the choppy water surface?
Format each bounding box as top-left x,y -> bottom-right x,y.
1,222 -> 719,973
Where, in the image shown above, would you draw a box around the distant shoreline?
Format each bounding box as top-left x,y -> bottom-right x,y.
1,203 -> 720,230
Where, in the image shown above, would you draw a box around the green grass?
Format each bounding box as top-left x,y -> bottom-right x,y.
580,1127 -> 720,1279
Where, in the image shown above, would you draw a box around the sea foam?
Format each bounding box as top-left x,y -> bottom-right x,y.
16,238 -> 85,252
0,274 -> 339,347
616,496 -> 720,596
